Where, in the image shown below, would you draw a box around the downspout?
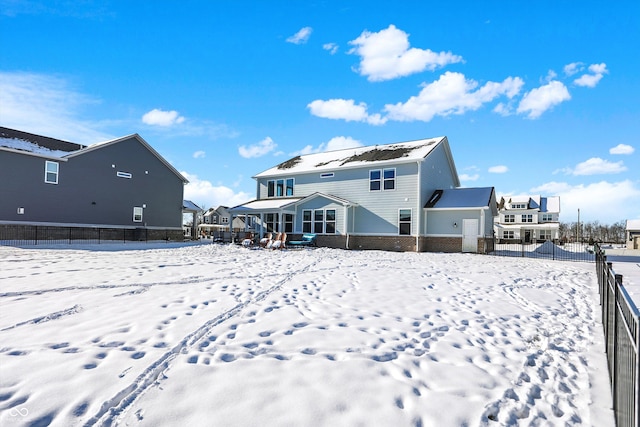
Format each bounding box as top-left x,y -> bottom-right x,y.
416,160 -> 422,252
344,204 -> 349,249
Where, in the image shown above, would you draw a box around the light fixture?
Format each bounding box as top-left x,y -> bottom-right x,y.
453,222 -> 458,228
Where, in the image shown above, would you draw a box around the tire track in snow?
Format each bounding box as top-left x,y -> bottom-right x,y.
83,257 -> 321,427
0,304 -> 83,331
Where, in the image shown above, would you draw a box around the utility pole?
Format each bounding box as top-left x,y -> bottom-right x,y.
577,208 -> 580,243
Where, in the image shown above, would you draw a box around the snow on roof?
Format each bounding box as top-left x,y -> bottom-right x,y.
425,187 -> 494,209
627,219 -> 640,230
229,198 -> 303,213
501,195 -> 560,213
0,127 -> 85,157
254,137 -> 446,178
183,200 -> 203,212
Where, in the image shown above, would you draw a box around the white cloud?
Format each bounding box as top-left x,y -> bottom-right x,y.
348,25 -> 463,82
182,171 -> 252,209
142,108 -> 185,127
609,143 -> 635,155
488,165 -> 509,173
574,63 -> 608,88
307,99 -> 387,125
193,150 -> 206,159
530,180 -> 640,224
286,27 -> 312,44
573,157 -> 626,175
293,136 -> 363,156
517,81 -> 570,119
563,62 -> 584,76
238,137 -> 277,158
323,43 -> 338,55
384,72 -> 524,122
459,173 -> 479,181
0,71 -> 112,144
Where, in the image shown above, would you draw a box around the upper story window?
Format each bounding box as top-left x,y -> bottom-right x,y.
267,178 -> 294,197
511,203 -> 527,209
541,213 -> 553,222
45,161 -> 59,184
522,214 -> 533,223
133,207 -> 143,222
504,214 -> 515,223
221,217 -> 229,224
370,168 -> 395,191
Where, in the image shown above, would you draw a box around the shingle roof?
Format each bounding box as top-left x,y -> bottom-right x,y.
425,187 -> 495,209
254,137 -> 447,178
0,127 -> 86,153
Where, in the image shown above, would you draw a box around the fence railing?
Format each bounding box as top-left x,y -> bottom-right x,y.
490,239 -> 596,262
595,243 -> 640,427
0,224 -> 182,245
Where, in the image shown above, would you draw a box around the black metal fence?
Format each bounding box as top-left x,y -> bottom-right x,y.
0,224 -> 182,245
595,243 -> 639,427
490,239 -> 596,262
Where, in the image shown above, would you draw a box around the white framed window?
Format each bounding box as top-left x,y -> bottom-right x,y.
221,217 -> 229,224
302,210 -> 312,233
504,214 -> 515,223
133,207 -> 143,222
117,171 -> 132,179
541,213 -> 553,222
45,161 -> 59,184
503,230 -> 515,239
320,173 -> 334,178
325,210 -> 336,234
267,178 -> 294,197
511,203 -> 527,209
399,209 -> 411,235
370,168 -> 395,191
522,214 -> 533,223
284,213 -> 294,233
539,230 -> 552,240
313,210 -> 324,234
265,213 -> 279,233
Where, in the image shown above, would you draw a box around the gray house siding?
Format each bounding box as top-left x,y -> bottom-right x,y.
1,136 -> 184,228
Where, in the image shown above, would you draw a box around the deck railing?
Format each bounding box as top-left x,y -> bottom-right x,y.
595,243 -> 640,427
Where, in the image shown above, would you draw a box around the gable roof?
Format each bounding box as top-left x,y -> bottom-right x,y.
498,195 -> 560,213
183,200 -> 203,212
254,136 -> 450,178
425,187 -> 496,211
0,127 -> 188,184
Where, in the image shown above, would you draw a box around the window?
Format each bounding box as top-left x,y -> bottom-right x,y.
133,207 -> 143,222
541,213 -> 553,222
539,230 -> 552,240
267,178 -> 294,197
265,213 -> 279,232
117,171 -> 132,179
221,217 -> 229,224
276,179 -> 284,197
302,210 -> 312,233
522,214 -> 533,223
325,210 -> 336,234
399,209 -> 411,235
504,214 -> 515,223
314,210 -> 324,234
286,178 -> 294,196
320,173 -> 334,178
383,168 -> 396,190
45,161 -> 59,184
369,170 -> 381,191
284,214 -> 294,233
503,231 -> 514,239
370,168 -> 395,191
511,203 -> 527,209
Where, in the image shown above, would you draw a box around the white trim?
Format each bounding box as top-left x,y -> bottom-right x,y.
44,160 -> 59,184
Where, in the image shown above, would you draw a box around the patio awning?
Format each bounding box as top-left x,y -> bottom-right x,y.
229,198 -> 302,215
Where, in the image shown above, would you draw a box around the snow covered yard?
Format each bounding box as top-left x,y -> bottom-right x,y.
0,243 -> 614,426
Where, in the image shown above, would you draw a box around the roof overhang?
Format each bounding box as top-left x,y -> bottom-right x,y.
229,198 -> 302,215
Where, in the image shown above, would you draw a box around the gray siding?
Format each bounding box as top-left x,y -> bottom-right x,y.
294,197 -> 346,234
426,210 -> 482,235
0,137 -> 184,228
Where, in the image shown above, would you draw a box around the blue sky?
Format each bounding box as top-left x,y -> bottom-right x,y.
1,0 -> 638,224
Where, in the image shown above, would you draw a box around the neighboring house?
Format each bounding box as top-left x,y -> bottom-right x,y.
627,219 -> 640,250
200,206 -> 234,239
494,195 -> 561,243
230,136 -> 496,253
0,127 -> 188,240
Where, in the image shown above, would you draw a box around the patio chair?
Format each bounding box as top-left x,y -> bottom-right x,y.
272,232 -> 287,250
288,233 -> 317,248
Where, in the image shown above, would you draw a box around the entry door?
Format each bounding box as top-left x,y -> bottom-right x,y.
462,219 -> 478,253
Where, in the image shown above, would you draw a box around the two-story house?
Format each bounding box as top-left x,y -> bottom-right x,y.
0,127 -> 188,241
229,137 -> 497,253
494,195 -> 561,243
